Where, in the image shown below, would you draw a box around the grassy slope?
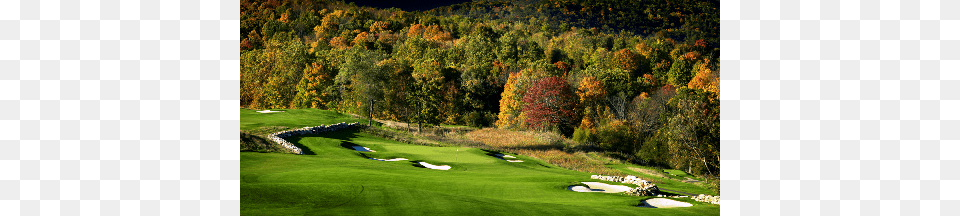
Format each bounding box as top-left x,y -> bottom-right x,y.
240,108 -> 377,132
242,109 -> 719,215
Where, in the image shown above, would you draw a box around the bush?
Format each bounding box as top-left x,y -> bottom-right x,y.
593,122 -> 635,153
572,128 -> 594,143
464,111 -> 486,128
635,134 -> 671,167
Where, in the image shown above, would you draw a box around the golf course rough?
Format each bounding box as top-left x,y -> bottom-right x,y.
241,109 -> 720,215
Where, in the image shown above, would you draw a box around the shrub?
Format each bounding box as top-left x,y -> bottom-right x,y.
463,111 -> 486,128
635,134 -> 671,167
593,121 -> 636,153
572,128 -> 594,143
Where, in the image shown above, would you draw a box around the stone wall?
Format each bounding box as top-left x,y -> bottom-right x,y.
590,175 -> 660,196
267,122 -> 360,154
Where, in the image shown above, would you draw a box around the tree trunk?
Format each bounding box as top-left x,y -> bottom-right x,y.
417,101 -> 422,134
368,98 -> 374,127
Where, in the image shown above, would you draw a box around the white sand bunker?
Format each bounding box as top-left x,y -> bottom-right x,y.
418,162 -> 451,170
494,154 -> 523,162
256,110 -> 284,113
568,182 -> 633,193
369,158 -> 408,161
351,146 -> 376,152
638,198 -> 693,208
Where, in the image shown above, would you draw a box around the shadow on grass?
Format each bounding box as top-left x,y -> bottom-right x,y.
283,128 -> 364,156
657,189 -> 696,196
339,141 -> 364,151
284,136 -> 318,155
480,149 -> 505,159
409,160 -> 426,168
480,149 -> 550,169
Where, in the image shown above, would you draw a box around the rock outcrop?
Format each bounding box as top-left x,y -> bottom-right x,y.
267,122 -> 360,154
625,183 -> 661,196
692,194 -> 720,205
590,175 -> 660,196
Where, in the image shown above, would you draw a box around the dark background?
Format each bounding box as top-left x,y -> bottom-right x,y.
346,0 -> 476,11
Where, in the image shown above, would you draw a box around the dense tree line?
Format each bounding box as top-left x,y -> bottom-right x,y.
240,0 -> 719,177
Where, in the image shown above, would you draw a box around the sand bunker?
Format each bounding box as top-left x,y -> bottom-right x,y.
494,154 -> 523,162
369,158 -> 408,161
351,146 -> 376,152
638,198 -> 693,208
567,182 -> 633,193
418,162 -> 451,170
256,110 -> 284,113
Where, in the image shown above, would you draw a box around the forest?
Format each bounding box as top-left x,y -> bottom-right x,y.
240,0 -> 720,178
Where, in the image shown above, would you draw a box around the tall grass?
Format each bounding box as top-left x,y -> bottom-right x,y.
240,131 -> 295,153
367,118 -> 633,177
468,128 -> 627,176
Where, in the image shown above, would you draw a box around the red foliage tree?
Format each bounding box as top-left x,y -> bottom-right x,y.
522,76 -> 580,136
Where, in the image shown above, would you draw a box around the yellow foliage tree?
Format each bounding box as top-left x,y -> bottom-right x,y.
292,62 -> 335,109
369,21 -> 389,33
579,107 -> 597,129
496,72 -> 525,129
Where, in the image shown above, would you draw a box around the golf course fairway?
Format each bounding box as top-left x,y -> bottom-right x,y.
241,109 -> 720,215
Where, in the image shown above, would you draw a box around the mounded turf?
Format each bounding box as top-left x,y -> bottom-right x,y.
241,108 -> 375,132
241,109 -> 720,215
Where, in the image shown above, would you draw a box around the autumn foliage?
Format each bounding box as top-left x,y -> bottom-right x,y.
522,76 -> 580,135
292,62 -> 335,109
612,49 -> 640,73
240,0 -> 720,177
576,76 -> 606,109
496,72 -> 525,129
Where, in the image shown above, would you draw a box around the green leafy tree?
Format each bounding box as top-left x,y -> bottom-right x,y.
408,59 -> 446,132
339,47 -> 387,126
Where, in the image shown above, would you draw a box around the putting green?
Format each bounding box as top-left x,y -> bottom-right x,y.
241,109 -> 719,215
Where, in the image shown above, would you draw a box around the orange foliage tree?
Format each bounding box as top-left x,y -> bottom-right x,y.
330,36 -> 350,49
577,76 -> 606,109
611,48 -> 641,73
687,59 -> 719,101
352,32 -> 371,48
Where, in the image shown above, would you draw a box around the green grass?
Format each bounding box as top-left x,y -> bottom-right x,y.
242,109 -> 719,215
241,108 -> 379,134
664,169 -> 703,181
